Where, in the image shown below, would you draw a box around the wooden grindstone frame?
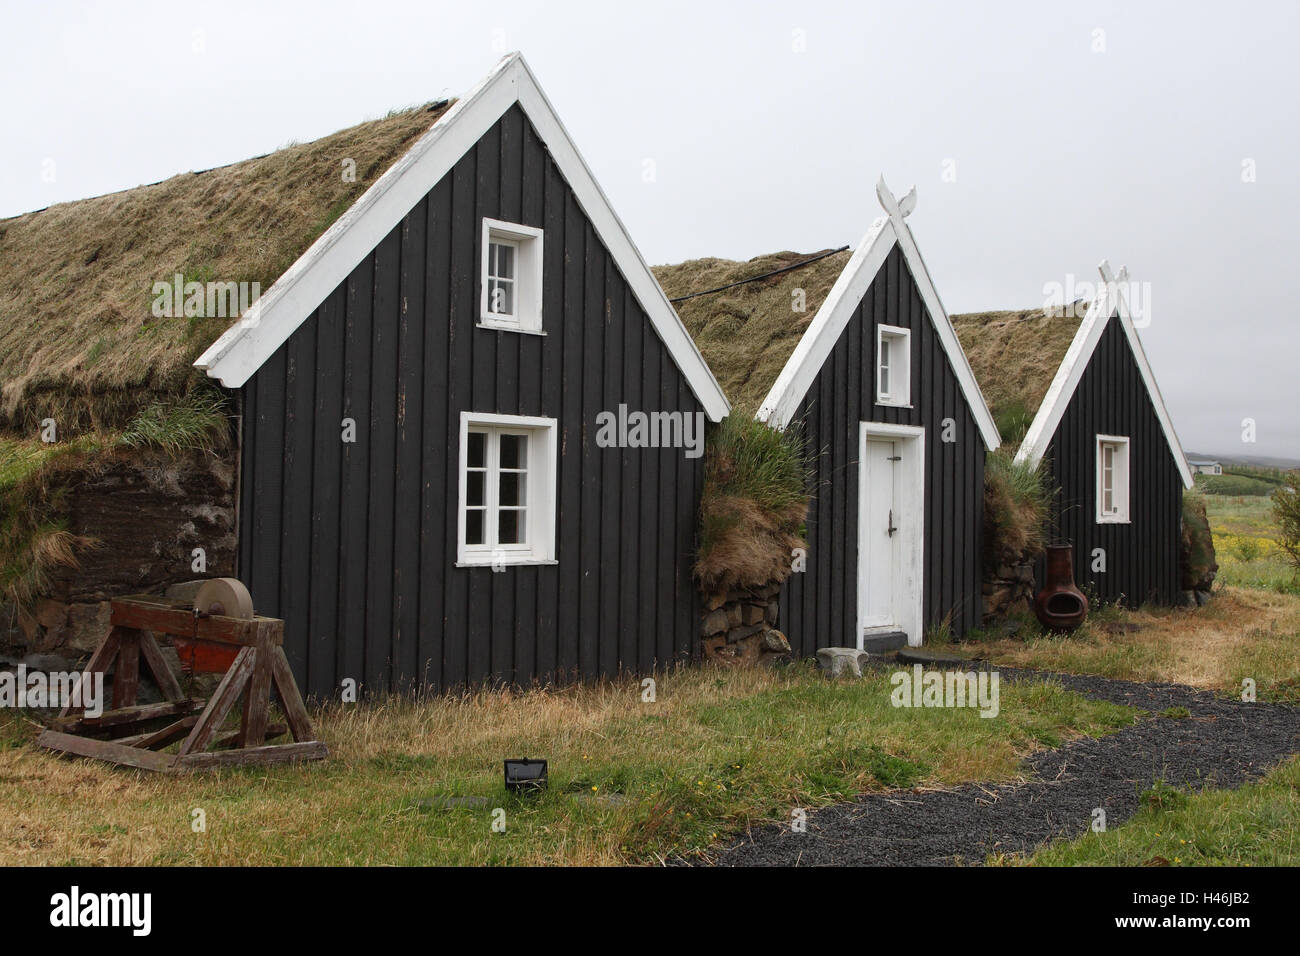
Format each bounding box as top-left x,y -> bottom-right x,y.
37,594 -> 327,772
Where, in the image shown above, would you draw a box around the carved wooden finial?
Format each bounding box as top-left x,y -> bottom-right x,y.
897,185 -> 917,218
876,176 -> 897,216
876,177 -> 918,219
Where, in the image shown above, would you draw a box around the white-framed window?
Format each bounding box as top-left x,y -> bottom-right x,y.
480,218 -> 544,333
876,325 -> 911,407
1096,435 -> 1131,523
457,412 -> 558,566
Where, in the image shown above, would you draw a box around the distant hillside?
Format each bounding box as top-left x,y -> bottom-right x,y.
1187,452 -> 1300,471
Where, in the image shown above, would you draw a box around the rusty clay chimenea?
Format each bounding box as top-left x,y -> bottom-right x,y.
1034,543 -> 1089,631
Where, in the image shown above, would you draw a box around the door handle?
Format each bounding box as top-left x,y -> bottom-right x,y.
887,509 -> 897,537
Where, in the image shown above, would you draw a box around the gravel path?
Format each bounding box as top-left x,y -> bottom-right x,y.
707,668 -> 1300,866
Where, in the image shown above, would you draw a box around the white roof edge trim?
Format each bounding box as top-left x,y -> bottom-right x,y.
756,216 -> 895,429
1014,261 -> 1193,489
883,180 -> 1001,451
757,178 -> 1002,452
194,52 -> 731,423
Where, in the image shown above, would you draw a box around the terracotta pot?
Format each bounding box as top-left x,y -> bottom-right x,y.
1033,544 -> 1089,631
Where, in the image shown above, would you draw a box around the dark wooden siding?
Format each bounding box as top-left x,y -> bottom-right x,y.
1040,312 -> 1183,605
780,244 -> 985,656
238,105 -> 704,698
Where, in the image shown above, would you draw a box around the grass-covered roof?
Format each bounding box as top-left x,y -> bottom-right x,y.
950,308 -> 1082,445
655,250 -> 1083,446
653,249 -> 850,416
0,100 -> 453,436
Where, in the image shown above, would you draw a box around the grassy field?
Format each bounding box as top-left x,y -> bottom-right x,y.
1206,495 -> 1298,594
959,475 -> 1300,865
0,663 -> 1135,866
4,472 -> 1294,868
1017,756 -> 1300,866
968,587 -> 1300,703
969,481 -> 1300,701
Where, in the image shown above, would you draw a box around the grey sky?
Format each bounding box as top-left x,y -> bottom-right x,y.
4,0 -> 1297,458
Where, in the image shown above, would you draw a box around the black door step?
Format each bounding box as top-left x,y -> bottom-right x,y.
862,631 -> 908,655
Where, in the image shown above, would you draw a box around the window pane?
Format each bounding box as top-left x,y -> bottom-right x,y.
466,508 -> 484,545
499,471 -> 525,507
498,508 -> 525,545
467,470 -> 485,507
468,431 -> 486,468
489,278 -> 514,316
492,242 -> 515,280
499,434 -> 527,470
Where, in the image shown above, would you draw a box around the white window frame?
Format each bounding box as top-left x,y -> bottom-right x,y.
876,324 -> 912,407
479,218 -> 544,334
1096,434 -> 1131,524
456,412 -> 558,566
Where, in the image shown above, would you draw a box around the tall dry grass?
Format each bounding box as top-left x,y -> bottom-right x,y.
0,102 -> 451,434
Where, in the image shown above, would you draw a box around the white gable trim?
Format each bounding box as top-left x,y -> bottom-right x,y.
1014,261 -> 1193,489
757,178 -> 1000,450
194,53 -> 730,422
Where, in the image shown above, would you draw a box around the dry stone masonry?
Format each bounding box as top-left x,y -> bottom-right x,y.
983,560 -> 1037,619
700,582 -> 791,664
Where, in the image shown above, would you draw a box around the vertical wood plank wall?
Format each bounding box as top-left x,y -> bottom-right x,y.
1041,313 -> 1183,605
780,245 -> 986,655
238,105 -> 704,698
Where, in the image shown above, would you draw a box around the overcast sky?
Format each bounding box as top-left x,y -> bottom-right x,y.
4,0 -> 1297,458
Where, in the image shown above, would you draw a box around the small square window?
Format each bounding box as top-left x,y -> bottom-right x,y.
480,219 -> 544,333
1096,435 -> 1130,523
876,325 -> 911,407
457,413 -> 558,566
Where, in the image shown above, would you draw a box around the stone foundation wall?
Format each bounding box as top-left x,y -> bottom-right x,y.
699,582 -> 791,664
982,560 -> 1036,619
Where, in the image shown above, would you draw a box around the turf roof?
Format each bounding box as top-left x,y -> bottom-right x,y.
656,250 -> 1082,445
950,307 -> 1082,445
652,249 -> 851,416
0,100 -> 453,436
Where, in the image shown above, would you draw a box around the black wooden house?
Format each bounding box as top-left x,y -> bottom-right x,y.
1009,264 -> 1193,605
659,181 -> 1001,656
196,54 -> 730,697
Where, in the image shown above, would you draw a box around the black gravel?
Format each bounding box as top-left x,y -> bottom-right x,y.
705,668 -> 1300,866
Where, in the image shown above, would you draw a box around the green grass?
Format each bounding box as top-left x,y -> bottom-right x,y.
991,397 -> 1034,447
1196,473 -> 1279,496
696,414 -> 812,592
119,390 -> 229,454
1205,496 -> 1300,594
1022,757 -> 1300,865
703,414 -> 809,515
984,447 -> 1052,563
0,663 -> 1137,866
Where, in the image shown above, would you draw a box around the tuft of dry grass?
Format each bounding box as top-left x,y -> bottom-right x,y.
653,250 -> 850,415
984,447 -> 1052,565
951,308 -> 1082,445
0,101 -> 452,435
0,434 -> 110,604
695,415 -> 809,595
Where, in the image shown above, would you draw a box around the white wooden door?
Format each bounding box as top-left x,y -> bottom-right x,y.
860,438 -> 898,628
